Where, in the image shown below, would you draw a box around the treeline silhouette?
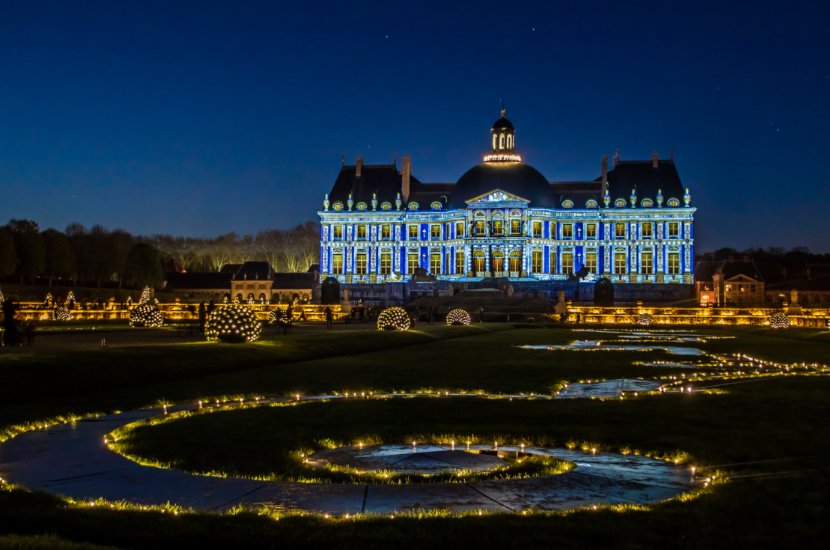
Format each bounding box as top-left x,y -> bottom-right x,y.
0,219 -> 320,288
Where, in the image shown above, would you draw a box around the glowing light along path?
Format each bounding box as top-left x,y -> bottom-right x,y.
0,396 -> 700,516
521,342 -> 707,355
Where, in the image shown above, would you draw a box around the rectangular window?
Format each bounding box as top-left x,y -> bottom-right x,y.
641,223 -> 653,238
750,284 -> 756,292
668,223 -> 679,238
492,220 -> 503,235
381,225 -> 391,239
409,225 -> 418,240
407,253 -> 419,274
511,219 -> 521,235
475,220 -> 485,235
641,251 -> 653,274
380,253 -> 391,275
456,251 -> 465,274
355,253 -> 367,274
562,224 -> 573,239
430,253 -> 441,274
357,225 -> 367,240
668,252 -> 680,274
614,251 -> 627,274
431,225 -> 441,240
456,222 -> 464,237
585,252 -> 597,274
333,226 -> 343,240
533,222 -> 542,237
586,224 -> 597,239
725,284 -> 732,292
446,252 -> 451,273
532,251 -> 542,273
332,253 -> 343,274
561,252 -> 574,275
615,223 -> 626,239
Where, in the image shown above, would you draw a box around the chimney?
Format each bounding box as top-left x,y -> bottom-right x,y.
401,156 -> 411,202
728,255 -> 734,263
355,157 -> 363,177
601,155 -> 608,196
652,152 -> 659,169
743,255 -> 750,263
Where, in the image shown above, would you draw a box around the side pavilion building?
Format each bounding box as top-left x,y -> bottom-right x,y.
318,110 -> 695,291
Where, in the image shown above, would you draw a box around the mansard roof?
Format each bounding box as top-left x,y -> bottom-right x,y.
328,164 -> 421,207
597,160 -> 685,206
233,261 -> 274,281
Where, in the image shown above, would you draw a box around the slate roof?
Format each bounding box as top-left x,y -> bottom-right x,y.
492,116 -> 514,130
220,264 -> 242,274
449,162 -> 556,208
165,272 -> 232,290
233,261 -> 274,281
694,261 -> 722,283
597,160 -> 686,207
328,164 -> 421,208
271,272 -> 315,290
720,259 -> 764,282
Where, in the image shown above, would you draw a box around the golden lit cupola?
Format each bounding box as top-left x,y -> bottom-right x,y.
486,108 -> 521,162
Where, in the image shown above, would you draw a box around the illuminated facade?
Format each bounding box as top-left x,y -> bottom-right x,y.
318,110 -> 695,285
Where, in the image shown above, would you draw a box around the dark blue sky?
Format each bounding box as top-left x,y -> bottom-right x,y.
1,1 -> 828,252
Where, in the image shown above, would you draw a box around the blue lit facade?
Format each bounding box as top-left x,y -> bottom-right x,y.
318,112 -> 695,286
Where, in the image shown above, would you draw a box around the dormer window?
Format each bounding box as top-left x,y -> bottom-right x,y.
615,198 -> 627,208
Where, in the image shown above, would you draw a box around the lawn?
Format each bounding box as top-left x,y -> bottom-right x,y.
0,324 -> 828,548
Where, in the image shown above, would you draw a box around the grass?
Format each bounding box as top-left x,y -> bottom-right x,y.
0,324 -> 829,548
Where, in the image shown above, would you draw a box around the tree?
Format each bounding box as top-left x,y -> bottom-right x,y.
65,222 -> 89,284
109,229 -> 135,287
125,243 -> 164,288
41,228 -> 75,286
0,227 -> 18,278
6,219 -> 45,283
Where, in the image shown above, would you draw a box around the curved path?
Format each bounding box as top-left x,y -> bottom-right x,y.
0,392 -> 698,516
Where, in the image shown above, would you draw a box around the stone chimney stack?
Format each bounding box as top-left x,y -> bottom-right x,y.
652,152 -> 659,169
601,156 -> 608,197
401,156 -> 411,202
355,157 -> 364,177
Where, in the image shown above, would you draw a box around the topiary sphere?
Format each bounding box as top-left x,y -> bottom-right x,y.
206,305 -> 262,343
130,304 -> 163,327
638,313 -> 655,326
377,307 -> 411,331
52,307 -> 72,321
446,309 -> 471,326
768,312 -> 790,329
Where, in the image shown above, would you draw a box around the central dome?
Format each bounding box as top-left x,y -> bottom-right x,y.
449,161 -> 554,208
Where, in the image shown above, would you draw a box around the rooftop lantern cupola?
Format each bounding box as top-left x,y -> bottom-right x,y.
485,108 -> 521,163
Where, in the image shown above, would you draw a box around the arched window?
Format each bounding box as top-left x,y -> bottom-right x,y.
473,251 -> 486,273
431,202 -> 442,211
667,198 -> 680,207
641,199 -> 654,208
499,134 -> 505,149
381,202 -> 391,211
586,200 -> 598,209
507,135 -> 513,149
491,250 -> 505,272
408,202 -> 419,211
509,250 -> 522,272
332,201 -> 343,211
492,134 -> 497,149
615,198 -> 627,208
357,202 -> 367,211
562,200 -> 574,209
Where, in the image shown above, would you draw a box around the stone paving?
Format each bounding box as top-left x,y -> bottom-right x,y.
0,395 -> 700,516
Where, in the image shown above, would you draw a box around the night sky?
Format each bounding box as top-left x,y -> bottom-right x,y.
1,1 -> 828,252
